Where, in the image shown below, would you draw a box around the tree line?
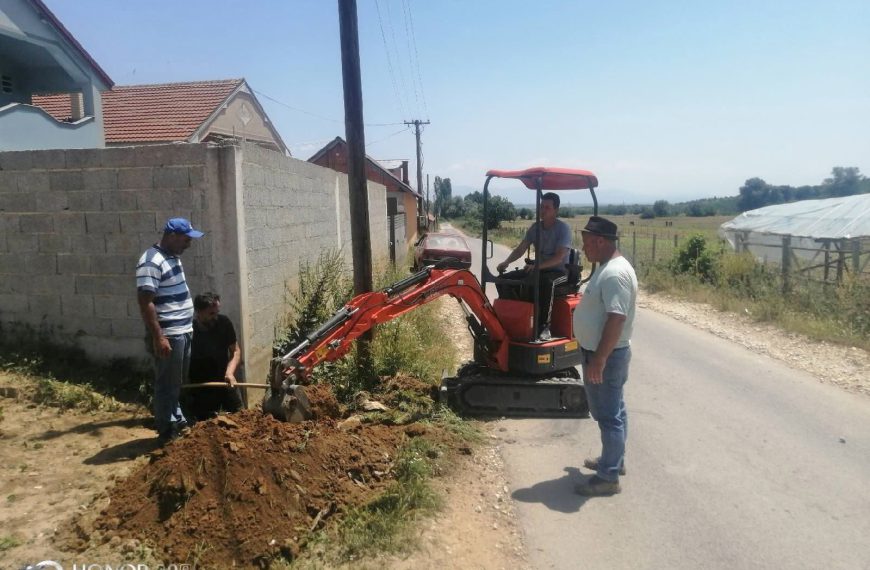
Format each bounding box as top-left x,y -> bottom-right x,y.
430,167 -> 868,225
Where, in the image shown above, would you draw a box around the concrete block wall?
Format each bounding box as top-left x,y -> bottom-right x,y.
237,143 -> 388,383
0,142 -> 389,390
0,144 -> 228,363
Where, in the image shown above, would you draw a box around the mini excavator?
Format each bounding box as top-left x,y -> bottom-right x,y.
263,167 -> 600,422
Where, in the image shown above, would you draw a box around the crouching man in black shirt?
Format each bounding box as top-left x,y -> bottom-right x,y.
183,292 -> 243,421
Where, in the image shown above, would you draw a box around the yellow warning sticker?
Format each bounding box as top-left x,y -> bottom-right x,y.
315,346 -> 330,360
537,354 -> 551,364
564,340 -> 579,352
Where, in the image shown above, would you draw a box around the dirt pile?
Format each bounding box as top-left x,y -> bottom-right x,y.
62,408 -> 430,568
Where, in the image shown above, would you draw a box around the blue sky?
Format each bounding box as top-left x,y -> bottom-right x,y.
47,0 -> 870,205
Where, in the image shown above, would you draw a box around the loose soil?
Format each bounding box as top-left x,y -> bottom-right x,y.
2,291 -> 865,569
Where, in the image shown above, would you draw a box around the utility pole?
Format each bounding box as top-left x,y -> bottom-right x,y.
426,174 -> 430,228
338,0 -> 374,355
404,119 -> 430,231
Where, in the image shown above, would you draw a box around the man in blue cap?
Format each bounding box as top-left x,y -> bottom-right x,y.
573,215 -> 637,496
136,217 -> 204,445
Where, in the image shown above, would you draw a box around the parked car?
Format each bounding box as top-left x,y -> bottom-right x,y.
412,232 -> 472,271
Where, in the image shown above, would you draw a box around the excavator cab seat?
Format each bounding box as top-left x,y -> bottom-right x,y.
553,248 -> 582,297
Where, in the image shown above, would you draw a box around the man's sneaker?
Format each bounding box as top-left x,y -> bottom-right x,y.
583,456 -> 626,476
574,475 -> 621,496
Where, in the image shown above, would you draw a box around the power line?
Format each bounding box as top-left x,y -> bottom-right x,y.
373,0 -> 407,119
253,89 -> 404,127
403,0 -> 429,118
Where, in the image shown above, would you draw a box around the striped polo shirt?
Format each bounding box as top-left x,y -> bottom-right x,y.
136,245 -> 194,336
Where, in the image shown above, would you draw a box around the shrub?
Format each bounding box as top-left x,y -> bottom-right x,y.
670,234 -> 717,283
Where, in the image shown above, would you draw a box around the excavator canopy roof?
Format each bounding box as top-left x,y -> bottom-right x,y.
485,167 -> 598,190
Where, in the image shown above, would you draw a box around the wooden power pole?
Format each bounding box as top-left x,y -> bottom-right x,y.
404,119 -> 430,230
338,0 -> 372,297
338,0 -> 375,361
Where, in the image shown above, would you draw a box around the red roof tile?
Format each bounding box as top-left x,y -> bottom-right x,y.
33,79 -> 244,143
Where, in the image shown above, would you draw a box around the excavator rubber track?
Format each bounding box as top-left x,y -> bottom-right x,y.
440,364 -> 590,418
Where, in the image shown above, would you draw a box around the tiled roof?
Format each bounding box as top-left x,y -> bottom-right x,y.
32,79 -> 244,143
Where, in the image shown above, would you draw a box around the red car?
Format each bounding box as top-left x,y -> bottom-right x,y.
412,232 -> 472,271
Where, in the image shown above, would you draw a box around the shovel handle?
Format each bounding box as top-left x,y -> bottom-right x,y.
181,382 -> 270,389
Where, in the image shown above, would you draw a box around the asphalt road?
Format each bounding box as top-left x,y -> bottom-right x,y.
446,223 -> 870,570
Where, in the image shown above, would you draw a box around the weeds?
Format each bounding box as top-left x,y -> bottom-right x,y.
0,338 -> 150,406
335,438 -> 441,560
642,236 -> 870,349
0,535 -> 21,552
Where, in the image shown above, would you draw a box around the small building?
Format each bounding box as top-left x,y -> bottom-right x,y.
308,136 -> 422,258
32,78 -> 289,155
0,0 -> 113,150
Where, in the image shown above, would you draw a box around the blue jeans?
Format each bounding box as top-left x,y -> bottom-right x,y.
583,346 -> 631,482
151,333 -> 191,438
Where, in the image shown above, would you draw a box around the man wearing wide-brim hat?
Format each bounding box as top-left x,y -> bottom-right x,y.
572,215 -> 637,496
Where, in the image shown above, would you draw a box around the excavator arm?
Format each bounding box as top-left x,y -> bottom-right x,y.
272,265 -> 510,388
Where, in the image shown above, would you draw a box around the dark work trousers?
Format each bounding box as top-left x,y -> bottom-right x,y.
496,268 -> 567,334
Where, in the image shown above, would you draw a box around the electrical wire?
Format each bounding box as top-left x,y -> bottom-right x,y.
253,89 -> 404,127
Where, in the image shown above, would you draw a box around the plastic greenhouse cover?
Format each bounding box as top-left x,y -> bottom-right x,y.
719,194 -> 870,245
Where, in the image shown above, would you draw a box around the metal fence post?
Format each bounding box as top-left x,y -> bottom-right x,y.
781,235 -> 791,293
632,231 -> 637,266
652,233 -> 657,263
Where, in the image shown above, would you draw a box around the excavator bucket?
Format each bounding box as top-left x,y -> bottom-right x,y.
261,359 -> 314,422
262,383 -> 313,422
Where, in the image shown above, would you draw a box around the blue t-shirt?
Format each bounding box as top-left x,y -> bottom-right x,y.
524,219 -> 572,265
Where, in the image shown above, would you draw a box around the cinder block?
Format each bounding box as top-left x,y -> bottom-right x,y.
49,170 -> 84,191
0,252 -> 16,273
0,293 -> 28,311
31,149 -> 66,170
127,297 -> 142,318
83,169 -> 118,190
100,147 -> 140,168
35,192 -> 70,211
85,212 -> 120,233
70,234 -> 106,254
0,150 -> 34,170
0,192 -> 36,211
119,211 -> 156,233
104,232 -> 141,255
0,214 -> 19,232
0,232 -> 6,253
189,166 -> 207,189
28,294 -> 61,316
58,317 -> 112,337
18,213 -> 54,233
154,166 -> 190,188
15,170 -> 51,193
65,149 -> 103,169
61,294 -> 95,317
7,233 -> 38,252
93,295 -> 129,319
101,191 -> 138,211
168,189 -> 195,209
55,212 -> 86,234
68,191 -> 103,211
75,275 -> 130,296
118,168 -> 154,190
91,254 -> 127,275
38,234 -> 69,253
0,171 -> 17,193
136,188 -> 173,210
29,274 -> 72,295
57,253 -> 92,274
24,253 -> 57,274
111,317 -> 147,338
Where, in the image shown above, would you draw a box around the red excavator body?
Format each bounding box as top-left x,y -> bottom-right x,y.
268,167 -> 600,419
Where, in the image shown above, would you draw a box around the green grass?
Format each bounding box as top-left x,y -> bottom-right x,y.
290,437 -> 443,568
0,535 -> 21,552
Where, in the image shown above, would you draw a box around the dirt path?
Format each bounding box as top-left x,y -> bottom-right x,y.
0,377 -> 155,568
